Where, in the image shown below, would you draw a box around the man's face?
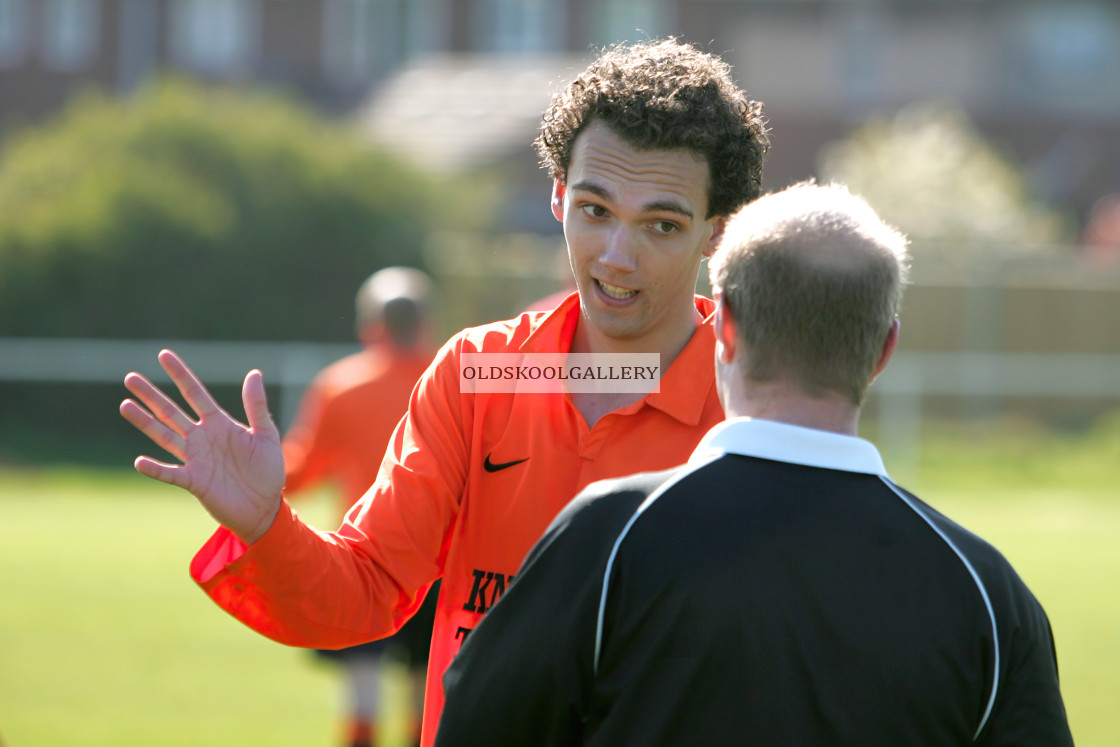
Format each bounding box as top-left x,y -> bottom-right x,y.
552,121 -> 723,353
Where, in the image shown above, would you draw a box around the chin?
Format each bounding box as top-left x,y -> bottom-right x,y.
594,319 -> 644,343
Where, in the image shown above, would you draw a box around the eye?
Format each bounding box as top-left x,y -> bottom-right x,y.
580,203 -> 608,219
650,220 -> 679,235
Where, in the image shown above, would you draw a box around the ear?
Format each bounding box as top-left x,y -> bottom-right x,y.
870,319 -> 900,381
702,216 -> 728,258
551,179 -> 566,222
714,293 -> 738,364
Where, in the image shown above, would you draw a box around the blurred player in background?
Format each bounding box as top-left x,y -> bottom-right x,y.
283,267 -> 438,747
120,38 -> 770,746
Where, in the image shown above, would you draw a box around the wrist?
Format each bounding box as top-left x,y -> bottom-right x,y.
239,496 -> 283,545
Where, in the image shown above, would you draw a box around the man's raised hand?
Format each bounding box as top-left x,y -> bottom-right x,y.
120,349 -> 285,544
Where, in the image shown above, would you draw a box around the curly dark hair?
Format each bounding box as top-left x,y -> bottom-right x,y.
535,39 -> 770,218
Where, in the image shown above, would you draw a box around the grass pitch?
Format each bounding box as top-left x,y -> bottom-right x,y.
1,416 -> 1117,745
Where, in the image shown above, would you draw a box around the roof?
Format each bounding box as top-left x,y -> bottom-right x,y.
357,54 -> 587,173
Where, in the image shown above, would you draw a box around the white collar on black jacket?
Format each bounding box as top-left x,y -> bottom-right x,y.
689,416 -> 889,477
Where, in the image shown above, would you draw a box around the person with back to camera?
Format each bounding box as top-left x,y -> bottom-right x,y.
119,38 -> 770,746
437,181 -> 1074,746
282,267 -> 438,747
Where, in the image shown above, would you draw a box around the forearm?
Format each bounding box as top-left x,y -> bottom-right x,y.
191,499 -> 423,648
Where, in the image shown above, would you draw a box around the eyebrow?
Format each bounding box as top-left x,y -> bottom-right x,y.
569,180 -> 694,219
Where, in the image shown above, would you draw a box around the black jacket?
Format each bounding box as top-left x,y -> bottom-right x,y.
437,418 -> 1072,747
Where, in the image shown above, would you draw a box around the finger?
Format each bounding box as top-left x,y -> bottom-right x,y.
120,399 -> 188,462
123,372 -> 196,437
158,349 -> 223,419
242,369 -> 280,440
133,455 -> 191,490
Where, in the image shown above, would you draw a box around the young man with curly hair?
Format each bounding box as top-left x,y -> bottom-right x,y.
121,39 -> 769,747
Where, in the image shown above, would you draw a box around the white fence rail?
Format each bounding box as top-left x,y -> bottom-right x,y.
0,337 -> 360,430
872,350 -> 1120,466
1,338 -> 1118,455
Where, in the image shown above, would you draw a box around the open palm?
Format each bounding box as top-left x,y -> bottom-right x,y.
121,349 -> 285,543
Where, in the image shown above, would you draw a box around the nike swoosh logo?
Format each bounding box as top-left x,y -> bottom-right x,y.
483,454 -> 530,473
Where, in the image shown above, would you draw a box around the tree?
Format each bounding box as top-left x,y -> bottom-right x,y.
0,78 -> 484,464
0,77 -> 478,341
818,103 -> 1074,251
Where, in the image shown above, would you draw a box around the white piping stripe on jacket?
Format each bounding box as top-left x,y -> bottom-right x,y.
880,476 -> 1000,741
593,452 -> 720,674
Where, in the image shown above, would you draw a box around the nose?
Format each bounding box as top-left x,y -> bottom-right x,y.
598,226 -> 638,273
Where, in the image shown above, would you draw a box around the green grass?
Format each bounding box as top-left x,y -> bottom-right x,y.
0,471 -> 411,747
1,416 -> 1118,745
0,470 -> 324,746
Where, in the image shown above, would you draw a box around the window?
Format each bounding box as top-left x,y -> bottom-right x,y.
0,0 -> 30,68
475,0 -> 560,53
323,0 -> 379,86
323,0 -> 446,87
170,0 -> 257,76
838,1 -> 885,106
402,0 -> 448,58
591,0 -> 664,47
1015,4 -> 1117,91
43,0 -> 100,71
116,0 -> 160,92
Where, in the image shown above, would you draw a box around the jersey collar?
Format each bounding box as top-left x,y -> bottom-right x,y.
690,416 -> 889,476
519,291 -> 581,355
643,296 -> 716,425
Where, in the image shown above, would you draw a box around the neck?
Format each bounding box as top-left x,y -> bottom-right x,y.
567,297 -> 702,429
364,339 -> 426,357
571,300 -> 702,369
721,380 -> 861,437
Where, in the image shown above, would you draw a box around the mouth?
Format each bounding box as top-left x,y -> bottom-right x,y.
596,279 -> 638,302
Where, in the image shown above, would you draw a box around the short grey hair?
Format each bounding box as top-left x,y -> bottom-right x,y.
709,181 -> 910,405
